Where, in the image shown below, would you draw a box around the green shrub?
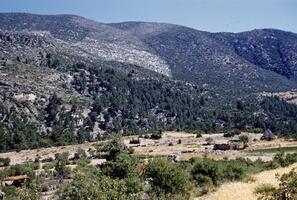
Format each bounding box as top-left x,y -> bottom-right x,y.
191,130 -> 204,138
144,158 -> 191,196
223,164 -> 245,181
74,148 -> 87,160
284,153 -> 297,166
57,174 -> 135,200
101,154 -> 140,179
224,130 -> 241,137
27,162 -> 40,170
223,132 -> 235,137
205,137 -> 214,145
151,131 -> 162,140
192,159 -> 222,187
250,128 -> 263,133
143,134 -> 150,139
272,152 -> 297,167
97,138 -> 130,161
255,184 -> 276,198
74,158 -> 91,167
239,135 -> 249,144
196,133 -> 202,138
0,157 -> 10,166
42,162 -> 55,170
2,163 -> 37,180
54,152 -> 70,177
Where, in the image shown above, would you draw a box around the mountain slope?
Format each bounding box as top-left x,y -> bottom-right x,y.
1,13 -> 297,151
213,29 -> 297,80
0,13 -> 171,76
134,25 -> 297,91
1,13 -> 297,91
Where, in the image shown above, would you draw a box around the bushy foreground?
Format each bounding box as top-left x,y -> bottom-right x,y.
1,139 -> 297,200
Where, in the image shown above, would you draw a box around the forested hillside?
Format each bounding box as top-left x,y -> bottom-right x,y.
1,13 -> 297,152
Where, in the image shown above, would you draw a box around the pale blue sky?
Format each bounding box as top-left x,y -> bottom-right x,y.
0,0 -> 296,33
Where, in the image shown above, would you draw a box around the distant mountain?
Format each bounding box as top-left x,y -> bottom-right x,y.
1,13 -> 297,151
213,29 -> 297,80
124,24 -> 297,91
1,13 -> 297,91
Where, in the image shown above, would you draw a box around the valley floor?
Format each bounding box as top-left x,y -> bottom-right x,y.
2,131 -> 297,166
1,131 -> 297,200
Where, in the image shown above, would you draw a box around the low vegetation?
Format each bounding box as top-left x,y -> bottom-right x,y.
0,157 -> 10,167
249,146 -> 297,154
255,169 -> 297,200
1,139 -> 297,200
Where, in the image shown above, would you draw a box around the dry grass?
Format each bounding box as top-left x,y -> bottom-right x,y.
248,138 -> 297,150
1,131 -> 296,165
0,142 -> 97,165
125,132 -> 230,159
205,163 -> 297,200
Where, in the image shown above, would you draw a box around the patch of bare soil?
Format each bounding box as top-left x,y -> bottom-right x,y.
0,142 -> 97,165
262,90 -> 297,105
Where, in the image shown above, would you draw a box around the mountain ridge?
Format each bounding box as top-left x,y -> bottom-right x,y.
1,13 -> 297,91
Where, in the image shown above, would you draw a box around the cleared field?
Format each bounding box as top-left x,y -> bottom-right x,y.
0,142 -> 98,165
249,146 -> 297,153
1,131 -> 297,165
124,132 -> 231,160
206,163 -> 297,200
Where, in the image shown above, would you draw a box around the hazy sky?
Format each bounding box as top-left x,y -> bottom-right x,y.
1,0 -> 296,33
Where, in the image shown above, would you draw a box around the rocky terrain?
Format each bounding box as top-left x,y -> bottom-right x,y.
1,13 -> 297,91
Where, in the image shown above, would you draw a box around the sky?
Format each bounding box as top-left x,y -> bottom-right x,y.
0,0 -> 296,33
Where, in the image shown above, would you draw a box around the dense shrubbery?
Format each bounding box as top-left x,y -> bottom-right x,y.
260,97 -> 297,137
55,140 -> 297,199
2,139 -> 297,200
191,158 -> 252,189
192,158 -> 223,187
54,151 -> 297,199
0,162 -> 42,200
190,153 -> 297,191
96,138 -> 132,161
54,152 -> 70,178
272,151 -> 297,167
57,174 -> 137,200
144,158 -> 191,197
150,130 -> 163,140
223,129 -> 241,137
